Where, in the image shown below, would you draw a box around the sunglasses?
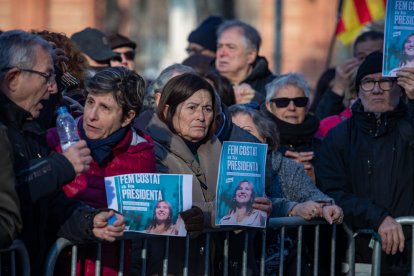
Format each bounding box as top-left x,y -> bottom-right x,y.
270,97 -> 309,108
111,51 -> 135,62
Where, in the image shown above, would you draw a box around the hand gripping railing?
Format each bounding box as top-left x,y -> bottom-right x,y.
0,240 -> 30,276
370,216 -> 414,276
44,217 -> 337,276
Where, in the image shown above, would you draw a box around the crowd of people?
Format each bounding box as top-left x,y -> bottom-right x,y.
0,13 -> 414,276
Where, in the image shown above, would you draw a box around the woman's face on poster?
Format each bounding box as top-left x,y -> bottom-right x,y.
404,35 -> 414,57
155,201 -> 171,222
235,181 -> 253,203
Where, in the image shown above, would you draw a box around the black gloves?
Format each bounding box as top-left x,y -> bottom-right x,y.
180,206 -> 204,232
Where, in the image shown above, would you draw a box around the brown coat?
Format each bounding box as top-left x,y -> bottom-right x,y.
146,114 -> 221,226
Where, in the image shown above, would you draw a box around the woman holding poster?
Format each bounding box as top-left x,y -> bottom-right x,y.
47,67 -> 157,276
220,180 -> 266,226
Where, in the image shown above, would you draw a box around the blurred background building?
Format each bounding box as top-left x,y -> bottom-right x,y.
0,0 -> 384,89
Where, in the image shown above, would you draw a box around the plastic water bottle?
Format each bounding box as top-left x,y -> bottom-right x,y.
56,106 -> 80,151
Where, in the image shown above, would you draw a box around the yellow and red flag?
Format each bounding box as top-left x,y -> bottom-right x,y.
336,0 -> 386,44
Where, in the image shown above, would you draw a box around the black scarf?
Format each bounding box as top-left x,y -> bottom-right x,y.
80,120 -> 128,166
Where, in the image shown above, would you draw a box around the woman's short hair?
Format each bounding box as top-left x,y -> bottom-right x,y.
399,33 -> 414,66
86,66 -> 146,118
156,73 -> 217,140
265,72 -> 310,102
229,104 -> 280,151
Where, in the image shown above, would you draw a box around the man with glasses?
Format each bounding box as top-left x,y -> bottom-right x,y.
316,52 -> 414,274
0,30 -> 125,274
108,33 -> 137,70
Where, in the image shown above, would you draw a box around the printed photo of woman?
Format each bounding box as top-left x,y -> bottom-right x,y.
219,180 -> 267,227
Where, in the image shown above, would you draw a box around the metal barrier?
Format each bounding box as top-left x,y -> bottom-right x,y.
44,217 -> 338,276
0,240 -> 30,276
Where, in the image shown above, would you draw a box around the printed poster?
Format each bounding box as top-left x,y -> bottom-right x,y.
105,173 -> 192,236
215,141 -> 268,228
383,0 -> 414,76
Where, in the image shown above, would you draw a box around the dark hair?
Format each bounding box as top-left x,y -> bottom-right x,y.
228,180 -> 256,215
148,200 -> 173,232
157,73 -> 217,141
309,68 -> 335,113
86,67 -> 146,118
204,71 -> 235,107
229,104 -> 280,151
353,30 -> 384,57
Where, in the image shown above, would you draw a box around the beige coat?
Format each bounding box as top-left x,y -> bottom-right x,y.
146,114 -> 221,226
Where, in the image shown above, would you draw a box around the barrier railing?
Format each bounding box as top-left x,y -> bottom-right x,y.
44,217 -> 337,276
0,240 -> 30,276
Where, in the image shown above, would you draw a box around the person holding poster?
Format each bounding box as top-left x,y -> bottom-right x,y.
219,180 -> 266,226
146,200 -> 185,235
47,66 -> 157,276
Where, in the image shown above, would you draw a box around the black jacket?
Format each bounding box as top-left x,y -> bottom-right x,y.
314,89 -> 345,120
0,92 -> 98,274
316,99 -> 414,231
241,56 -> 275,102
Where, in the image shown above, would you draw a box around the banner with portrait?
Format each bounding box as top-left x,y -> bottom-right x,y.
383,0 -> 414,76
105,173 -> 192,236
215,141 -> 268,228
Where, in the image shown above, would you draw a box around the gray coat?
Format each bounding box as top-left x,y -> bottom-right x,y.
267,151 -> 332,217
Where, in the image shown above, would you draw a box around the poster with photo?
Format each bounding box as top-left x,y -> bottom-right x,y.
105,173 -> 192,236
215,141 -> 268,228
383,0 -> 414,76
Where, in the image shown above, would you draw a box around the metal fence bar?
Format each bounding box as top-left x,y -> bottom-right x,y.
242,231 -> 248,276
95,243 -> 102,276
342,223 -> 355,276
162,237 -> 169,276
330,224 -> 336,276
296,226 -> 303,276
183,235 -> 190,276
260,229 -> 266,276
118,240 -> 125,276
223,231 -> 229,276
313,225 -> 319,276
141,238 -> 147,276
279,226 -> 285,276
70,245 -> 77,276
204,233 -> 210,276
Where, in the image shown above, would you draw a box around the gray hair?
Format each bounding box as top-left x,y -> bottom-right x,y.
217,19 -> 261,51
0,30 -> 52,82
265,73 -> 310,102
143,63 -> 195,110
229,104 -> 279,151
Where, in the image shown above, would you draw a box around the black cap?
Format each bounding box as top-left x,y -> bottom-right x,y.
355,51 -> 383,89
188,16 -> 223,52
108,33 -> 137,50
71,27 -> 119,62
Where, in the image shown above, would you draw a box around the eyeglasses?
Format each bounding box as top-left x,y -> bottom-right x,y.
360,78 -> 396,92
1,67 -> 55,86
270,97 -> 309,108
111,51 -> 135,62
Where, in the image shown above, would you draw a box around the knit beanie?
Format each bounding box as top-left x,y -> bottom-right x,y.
355,51 -> 383,89
188,15 -> 223,52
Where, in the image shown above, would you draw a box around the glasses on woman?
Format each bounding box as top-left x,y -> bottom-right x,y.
360,78 -> 396,92
270,97 -> 309,108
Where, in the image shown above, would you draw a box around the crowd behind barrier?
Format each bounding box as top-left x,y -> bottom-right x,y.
2,216 -> 414,275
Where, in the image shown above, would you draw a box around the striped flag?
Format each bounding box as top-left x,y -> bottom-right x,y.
336,0 -> 387,44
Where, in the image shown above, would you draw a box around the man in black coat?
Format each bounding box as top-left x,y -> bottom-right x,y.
0,30 -> 125,274
316,51 -> 414,274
